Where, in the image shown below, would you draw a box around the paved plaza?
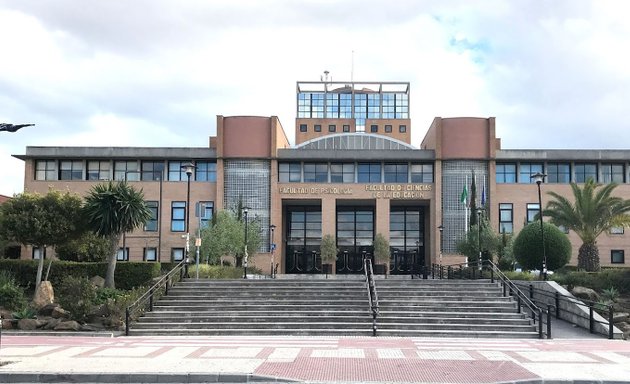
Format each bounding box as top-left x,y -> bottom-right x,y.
1,334 -> 629,383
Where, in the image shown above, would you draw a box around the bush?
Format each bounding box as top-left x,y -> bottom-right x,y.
0,270 -> 27,310
552,268 -> 630,294
56,232 -> 111,262
189,265 -> 255,279
513,222 -> 571,271
501,271 -> 537,281
57,276 -> 97,322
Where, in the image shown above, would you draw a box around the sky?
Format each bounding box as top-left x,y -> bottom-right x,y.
1,0 -> 630,196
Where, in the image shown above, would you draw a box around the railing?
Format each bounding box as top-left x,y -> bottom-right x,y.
433,260 -> 549,339
125,259 -> 187,336
513,281 -> 615,339
363,257 -> 379,336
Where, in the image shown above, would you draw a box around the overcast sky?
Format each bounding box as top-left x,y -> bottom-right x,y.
1,0 -> 629,196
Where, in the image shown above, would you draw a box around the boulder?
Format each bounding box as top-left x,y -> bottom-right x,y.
81,323 -> 105,332
2,318 -> 14,329
51,307 -> 70,319
0,308 -> 13,320
33,281 -> 55,309
571,286 -> 600,302
90,276 -> 106,289
613,312 -> 629,323
54,320 -> 81,331
38,303 -> 61,317
43,318 -> 62,330
18,318 -> 39,330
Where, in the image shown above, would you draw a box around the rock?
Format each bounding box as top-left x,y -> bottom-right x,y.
38,303 -> 61,317
0,308 -> 13,320
2,318 -> 14,329
90,276 -> 106,289
54,320 -> 81,331
51,307 -> 70,319
81,323 -> 104,332
43,318 -> 62,330
32,281 -> 55,309
571,286 -> 600,302
18,318 -> 39,330
613,312 -> 629,323
35,319 -> 48,328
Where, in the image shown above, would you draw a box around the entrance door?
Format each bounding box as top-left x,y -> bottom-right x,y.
285,207 -> 322,274
336,207 -> 374,274
389,207 -> 425,274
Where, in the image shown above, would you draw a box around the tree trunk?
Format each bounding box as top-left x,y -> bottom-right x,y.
578,242 -> 600,272
35,246 -> 46,288
105,235 -> 120,289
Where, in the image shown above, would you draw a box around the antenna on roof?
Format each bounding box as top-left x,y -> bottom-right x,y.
321,70 -> 330,83
351,50 -> 354,83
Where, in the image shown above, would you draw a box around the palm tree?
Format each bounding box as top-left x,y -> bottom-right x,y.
83,182 -> 152,288
543,179 -> 630,271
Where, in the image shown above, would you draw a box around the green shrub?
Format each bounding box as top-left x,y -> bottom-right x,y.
104,286 -> 146,323
56,232 -> 111,262
501,271 -> 537,281
189,265 -> 253,279
551,269 -> 630,294
513,222 -> 571,271
0,272 -> 27,311
57,276 -> 97,322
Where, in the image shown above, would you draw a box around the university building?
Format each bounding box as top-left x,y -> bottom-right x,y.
13,80 -> 630,271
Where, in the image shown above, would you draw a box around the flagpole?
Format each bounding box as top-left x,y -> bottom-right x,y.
464,175 -> 468,233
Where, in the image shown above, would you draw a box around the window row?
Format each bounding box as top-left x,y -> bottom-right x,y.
496,162 -> 627,184
35,160 -> 217,182
278,162 -> 434,183
298,123 -> 407,134
297,92 -> 409,119
114,247 -> 188,262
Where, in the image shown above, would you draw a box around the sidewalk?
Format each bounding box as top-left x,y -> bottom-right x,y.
1,334 -> 629,383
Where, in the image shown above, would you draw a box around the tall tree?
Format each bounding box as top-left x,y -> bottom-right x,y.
543,179 -> 630,271
200,209 -> 262,267
83,182 -> 152,288
0,191 -> 84,286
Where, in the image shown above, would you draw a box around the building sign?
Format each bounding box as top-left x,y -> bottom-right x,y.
279,184 -> 432,199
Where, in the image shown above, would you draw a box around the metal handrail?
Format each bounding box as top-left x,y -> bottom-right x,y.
514,281 -> 615,339
363,257 -> 379,336
434,260 -> 548,339
125,259 -> 187,336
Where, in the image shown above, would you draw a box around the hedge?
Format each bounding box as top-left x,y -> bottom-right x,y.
0,259 -> 161,290
552,268 -> 630,294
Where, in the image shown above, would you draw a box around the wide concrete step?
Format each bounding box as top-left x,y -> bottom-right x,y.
377,316 -> 532,325
132,321 -> 371,330
377,322 -> 535,331
138,315 -> 371,323
377,295 -> 512,302
155,299 -> 368,305
128,328 -> 374,336
378,310 -> 525,319
164,291 -> 367,298
376,329 -> 539,338
152,304 -> 368,311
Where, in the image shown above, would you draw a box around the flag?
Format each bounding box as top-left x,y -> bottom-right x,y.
460,184 -> 468,206
481,184 -> 486,207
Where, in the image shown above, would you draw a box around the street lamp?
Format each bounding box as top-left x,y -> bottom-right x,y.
476,208 -> 483,271
242,206 -> 250,279
270,224 -> 276,278
181,161 -> 195,278
438,225 -> 444,267
531,172 -> 548,280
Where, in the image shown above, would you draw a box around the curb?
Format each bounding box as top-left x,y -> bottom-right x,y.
0,372 -> 298,383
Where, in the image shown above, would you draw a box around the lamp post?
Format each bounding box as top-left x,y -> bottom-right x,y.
476,208 -> 483,271
242,206 -> 250,279
438,225 -> 444,268
181,161 -> 195,278
531,172 -> 548,280
270,224 -> 276,278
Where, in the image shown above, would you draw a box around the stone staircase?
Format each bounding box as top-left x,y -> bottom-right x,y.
128,278 -> 373,336
129,277 -> 539,338
375,279 -> 540,338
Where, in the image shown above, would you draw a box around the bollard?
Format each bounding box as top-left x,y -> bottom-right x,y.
149,288 -> 154,312
609,306 -> 614,339
125,308 -> 130,336
555,292 -> 560,319
589,306 -> 594,333
529,284 -> 534,299
547,305 -> 552,339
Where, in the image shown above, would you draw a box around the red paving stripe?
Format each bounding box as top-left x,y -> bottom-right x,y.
145,346 -> 173,358
186,346 -> 211,358
255,357 -> 540,383
256,347 -> 275,359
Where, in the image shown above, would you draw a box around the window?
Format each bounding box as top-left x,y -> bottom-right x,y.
117,247 -> 129,261
142,161 -> 165,181
311,93 -> 324,118
171,202 -> 186,232
547,163 -> 571,183
384,163 -> 408,183
59,160 -> 83,180
168,161 -> 190,181
399,125 -> 406,133
279,162 -> 301,182
329,163 -> 354,183
87,161 -> 110,181
297,92 -> 312,118
299,124 -> 307,132
354,94 -> 367,130
198,201 -> 214,228
602,163 -> 625,183
144,248 -> 157,262
499,203 -> 513,233
314,124 -> 321,132
32,247 -> 45,260
303,163 -> 328,182
526,203 -> 540,223
367,94 -> 380,118
358,163 -> 381,183
382,94 -> 395,119
611,250 -> 625,264
326,93 -> 339,118
370,125 -> 378,133
35,160 -> 56,181
342,124 -> 350,132
339,94 -> 352,118
114,161 -> 139,181
610,226 -> 624,235
575,163 -> 597,183
410,164 -> 433,183
171,248 -> 184,262
384,125 -> 392,133
496,163 -> 516,183
519,163 -> 543,183
328,124 -> 336,133
145,201 -> 158,231
196,161 -> 216,182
